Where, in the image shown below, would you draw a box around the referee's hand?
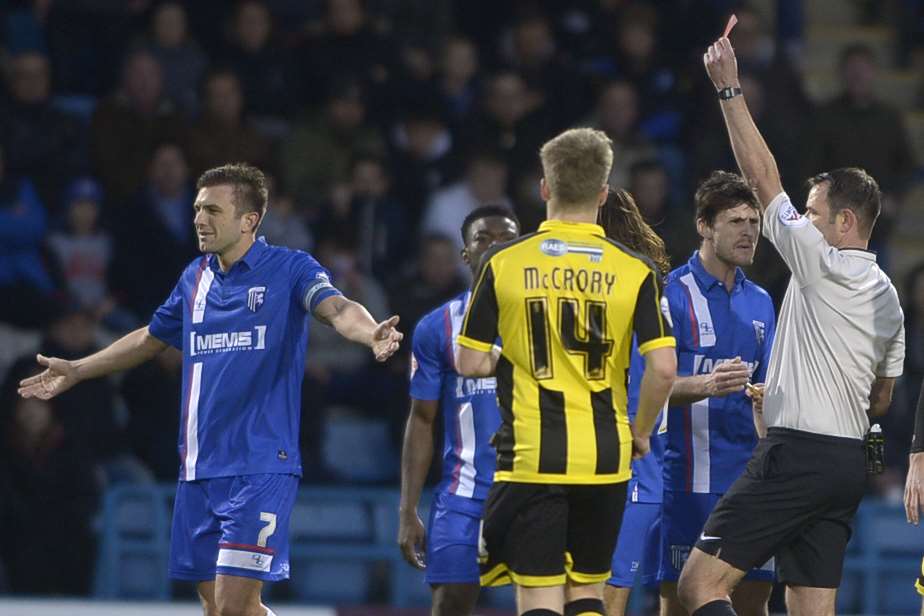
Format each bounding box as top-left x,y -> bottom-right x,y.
905,452 -> 924,525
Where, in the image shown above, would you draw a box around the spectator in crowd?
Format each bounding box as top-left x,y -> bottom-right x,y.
439,36 -> 481,128
807,44 -> 917,261
629,159 -> 695,268
421,151 -> 512,261
389,106 -> 459,222
463,70 -> 547,180
35,303 -> 149,485
109,143 -> 198,320
47,178 -> 113,314
0,50 -> 86,212
887,263 -> 924,471
315,155 -> 408,280
299,0 -> 396,107
505,11 -> 588,128
120,346 -> 183,481
0,359 -> 100,596
590,80 -> 659,190
610,3 -> 681,141
187,68 -> 271,177
511,164 -> 546,233
218,0 -> 292,119
301,239 -> 397,476
387,233 -> 467,335
90,49 -> 186,203
282,78 -> 385,210
143,1 -> 207,114
260,189 -> 314,253
0,144 -> 56,329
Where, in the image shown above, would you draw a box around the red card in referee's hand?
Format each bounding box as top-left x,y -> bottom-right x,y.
722,14 -> 738,38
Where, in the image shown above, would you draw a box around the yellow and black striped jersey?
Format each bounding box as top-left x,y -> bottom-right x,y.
458,219 -> 675,484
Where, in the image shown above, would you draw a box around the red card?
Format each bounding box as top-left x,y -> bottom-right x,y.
722,14 -> 738,38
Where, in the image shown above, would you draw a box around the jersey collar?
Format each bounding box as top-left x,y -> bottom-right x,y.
207,236 -> 268,273
688,250 -> 745,292
539,219 -> 606,236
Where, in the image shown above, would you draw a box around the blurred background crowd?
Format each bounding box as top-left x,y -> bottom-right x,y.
0,0 -> 923,599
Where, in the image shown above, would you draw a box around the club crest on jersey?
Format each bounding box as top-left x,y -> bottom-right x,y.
247,286 -> 266,312
753,320 -> 766,345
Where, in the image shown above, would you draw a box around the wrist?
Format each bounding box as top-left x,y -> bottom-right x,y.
717,85 -> 743,101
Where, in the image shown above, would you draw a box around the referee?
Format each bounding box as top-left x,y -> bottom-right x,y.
677,37 -> 906,616
456,127 -> 677,616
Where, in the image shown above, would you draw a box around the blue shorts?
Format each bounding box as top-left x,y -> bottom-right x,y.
607,501 -> 661,588
659,489 -> 774,583
168,473 -> 299,582
426,491 -> 484,585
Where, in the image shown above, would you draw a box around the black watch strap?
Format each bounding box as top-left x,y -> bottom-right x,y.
717,86 -> 742,100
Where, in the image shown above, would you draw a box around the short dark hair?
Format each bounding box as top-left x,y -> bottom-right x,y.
806,167 -> 881,238
196,163 -> 269,223
461,205 -> 520,243
694,170 -> 760,226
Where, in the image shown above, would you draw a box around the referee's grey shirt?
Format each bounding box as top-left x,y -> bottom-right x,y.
761,192 -> 905,440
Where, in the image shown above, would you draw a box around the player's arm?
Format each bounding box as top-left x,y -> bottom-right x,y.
457,259 -> 500,378
669,358 -> 751,406
905,379 -> 924,525
313,295 -> 403,362
18,326 -> 167,400
398,397 -> 438,569
633,271 -> 677,453
704,37 -> 783,208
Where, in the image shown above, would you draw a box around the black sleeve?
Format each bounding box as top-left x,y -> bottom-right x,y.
459,260 -> 499,349
633,270 -> 674,352
911,380 -> 924,454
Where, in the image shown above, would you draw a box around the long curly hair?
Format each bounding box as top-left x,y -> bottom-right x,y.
597,187 -> 670,275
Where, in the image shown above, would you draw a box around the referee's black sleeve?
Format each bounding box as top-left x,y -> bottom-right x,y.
633,270 -> 675,355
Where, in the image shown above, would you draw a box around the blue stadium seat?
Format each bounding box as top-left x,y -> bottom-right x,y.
867,505 -> 924,555
288,559 -> 374,604
321,416 -> 398,482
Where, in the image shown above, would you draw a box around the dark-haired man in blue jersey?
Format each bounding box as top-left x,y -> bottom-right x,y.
19,163 -> 403,616
398,205 -> 520,616
658,171 -> 776,616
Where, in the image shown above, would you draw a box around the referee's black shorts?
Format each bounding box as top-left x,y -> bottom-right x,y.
479,481 -> 627,587
695,427 -> 866,588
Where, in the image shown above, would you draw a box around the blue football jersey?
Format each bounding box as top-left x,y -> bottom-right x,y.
148,238 -> 341,481
626,339 -> 666,504
409,291 -> 501,501
662,252 -> 776,494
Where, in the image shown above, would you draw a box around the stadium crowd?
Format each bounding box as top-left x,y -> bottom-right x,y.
0,0 -> 922,598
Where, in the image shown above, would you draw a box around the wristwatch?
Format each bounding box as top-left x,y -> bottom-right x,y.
717,86 -> 742,100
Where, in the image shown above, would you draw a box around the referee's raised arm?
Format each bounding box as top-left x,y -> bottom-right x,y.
703,37 -> 782,209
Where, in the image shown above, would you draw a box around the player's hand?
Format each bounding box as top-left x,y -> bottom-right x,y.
704,37 -> 740,90
631,431 -> 650,460
371,315 -> 403,362
398,511 -> 427,569
17,354 -> 80,400
707,357 -> 750,397
905,452 -> 924,525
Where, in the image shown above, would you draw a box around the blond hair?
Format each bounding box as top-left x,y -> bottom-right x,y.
539,128 -> 614,208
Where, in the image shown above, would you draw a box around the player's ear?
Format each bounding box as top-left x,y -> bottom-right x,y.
696,217 -> 711,239
461,246 -> 471,266
540,178 -> 550,201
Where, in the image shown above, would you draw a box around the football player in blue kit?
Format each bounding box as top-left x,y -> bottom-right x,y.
658,171 -> 776,616
596,188 -> 672,616
398,205 -> 520,615
18,163 -> 403,616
